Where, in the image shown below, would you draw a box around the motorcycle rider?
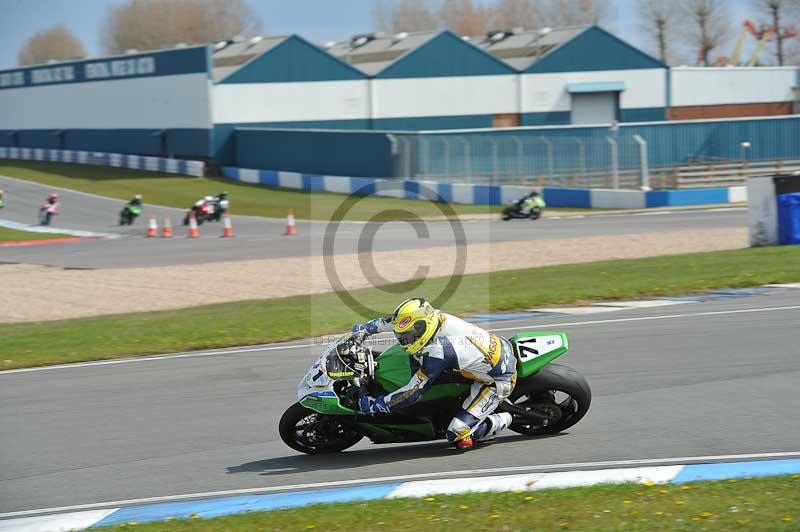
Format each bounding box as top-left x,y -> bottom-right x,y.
128,194 -> 143,208
352,298 -> 515,450
0,189 -> 5,208
518,190 -> 545,215
40,192 -> 60,225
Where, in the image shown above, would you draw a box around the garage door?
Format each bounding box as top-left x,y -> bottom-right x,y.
571,91 -> 618,125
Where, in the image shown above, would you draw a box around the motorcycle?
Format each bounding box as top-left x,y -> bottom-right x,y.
279,330 -> 591,454
183,201 -> 216,225
39,203 -> 58,226
119,204 -> 142,226
502,202 -> 543,221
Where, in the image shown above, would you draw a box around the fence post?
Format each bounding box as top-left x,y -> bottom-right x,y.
488,136 -> 498,183
512,135 -> 524,183
457,136 -> 472,180
606,136 -> 619,189
541,136 -> 554,186
574,138 -> 586,180
632,134 -> 650,191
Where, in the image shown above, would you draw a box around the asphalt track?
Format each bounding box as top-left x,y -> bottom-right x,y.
0,174 -> 745,269
1,291 -> 798,514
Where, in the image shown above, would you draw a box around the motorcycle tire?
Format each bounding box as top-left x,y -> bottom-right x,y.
530,209 -> 541,221
279,402 -> 363,455
506,363 -> 591,436
502,208 -> 512,221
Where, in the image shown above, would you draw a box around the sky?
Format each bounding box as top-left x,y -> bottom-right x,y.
0,0 -> 757,70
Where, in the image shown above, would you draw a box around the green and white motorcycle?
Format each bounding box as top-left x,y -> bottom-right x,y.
279,331 -> 591,454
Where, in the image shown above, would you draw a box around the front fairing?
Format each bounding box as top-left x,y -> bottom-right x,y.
297,339 -> 357,414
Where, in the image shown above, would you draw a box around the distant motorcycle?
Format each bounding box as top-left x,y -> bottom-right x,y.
183,199 -> 216,226
39,202 -> 58,226
502,203 -> 543,221
119,204 -> 142,226
0,189 -> 5,209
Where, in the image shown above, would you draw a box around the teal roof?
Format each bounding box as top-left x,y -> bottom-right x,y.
215,35 -> 365,84
377,31 -> 515,79
526,26 -> 666,73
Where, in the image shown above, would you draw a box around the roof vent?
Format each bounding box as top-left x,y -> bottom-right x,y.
462,35 -> 471,40
488,30 -> 511,42
323,41 -> 337,49
539,27 -> 552,35
394,32 -> 409,40
249,36 -> 263,45
351,33 -> 375,48
214,40 -> 228,51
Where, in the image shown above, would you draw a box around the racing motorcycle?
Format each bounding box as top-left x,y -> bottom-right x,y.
119,204 -> 142,226
502,202 -> 543,221
183,200 -> 215,226
280,330 -> 591,454
39,202 -> 58,226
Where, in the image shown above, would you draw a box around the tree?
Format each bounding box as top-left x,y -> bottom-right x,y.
17,25 -> 86,66
680,0 -> 732,66
756,0 -> 800,65
373,0 -> 438,33
439,0 -> 493,36
101,0 -> 263,54
490,0 -> 540,30
635,0 -> 674,63
535,0 -> 615,28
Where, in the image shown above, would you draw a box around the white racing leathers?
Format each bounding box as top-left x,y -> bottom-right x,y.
365,313 -> 517,443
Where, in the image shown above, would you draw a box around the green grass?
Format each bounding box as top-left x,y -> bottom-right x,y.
1,246 -> 798,369
0,226 -> 72,243
92,475 -> 800,531
0,160 -> 510,221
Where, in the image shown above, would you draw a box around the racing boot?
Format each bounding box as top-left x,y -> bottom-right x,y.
454,437 -> 474,450
474,413 -> 513,443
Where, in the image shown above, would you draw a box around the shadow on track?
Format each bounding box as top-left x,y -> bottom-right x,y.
226,433 -> 564,477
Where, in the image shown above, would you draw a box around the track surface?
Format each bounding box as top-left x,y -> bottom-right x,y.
1,291 -> 798,513
0,175 -> 745,268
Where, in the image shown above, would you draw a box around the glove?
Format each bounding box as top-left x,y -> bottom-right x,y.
359,396 -> 389,415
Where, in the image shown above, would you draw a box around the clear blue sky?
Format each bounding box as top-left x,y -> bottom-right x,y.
0,0 -> 756,69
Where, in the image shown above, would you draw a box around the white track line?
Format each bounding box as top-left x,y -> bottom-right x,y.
2,451 -> 798,519
2,304 -> 798,376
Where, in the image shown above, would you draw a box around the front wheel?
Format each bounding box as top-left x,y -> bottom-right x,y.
506,364 -> 591,436
279,402 -> 363,455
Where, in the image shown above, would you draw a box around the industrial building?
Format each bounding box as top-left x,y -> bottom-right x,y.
0,24 -> 797,169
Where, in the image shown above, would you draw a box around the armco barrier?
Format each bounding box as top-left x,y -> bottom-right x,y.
222,166 -> 746,209
0,147 -> 205,177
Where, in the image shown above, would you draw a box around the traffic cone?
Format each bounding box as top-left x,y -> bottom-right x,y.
161,215 -> 173,238
284,209 -> 296,236
187,212 -> 199,238
221,214 -> 234,237
146,216 -> 158,237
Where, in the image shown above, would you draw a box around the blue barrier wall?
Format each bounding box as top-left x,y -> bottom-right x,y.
0,128 -> 211,157
234,128 -> 394,177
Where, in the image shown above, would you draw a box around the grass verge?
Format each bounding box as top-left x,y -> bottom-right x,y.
0,226 -> 72,243
0,160 -> 512,221
1,246 -> 798,369
91,475 -> 800,531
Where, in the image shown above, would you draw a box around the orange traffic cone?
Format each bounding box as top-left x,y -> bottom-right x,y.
284,209 -> 296,236
161,215 -> 173,238
221,214 -> 234,237
146,216 -> 158,237
187,212 -> 199,238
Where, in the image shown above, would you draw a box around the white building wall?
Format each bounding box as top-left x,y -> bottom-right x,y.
213,80 -> 370,123
371,75 -> 518,119
671,67 -> 798,106
521,69 -> 666,113
0,74 -> 212,129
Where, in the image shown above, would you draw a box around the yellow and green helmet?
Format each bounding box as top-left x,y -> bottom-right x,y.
390,298 -> 439,355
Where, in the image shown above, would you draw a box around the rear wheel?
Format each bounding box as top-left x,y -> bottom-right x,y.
506,364 -> 591,436
279,402 -> 363,454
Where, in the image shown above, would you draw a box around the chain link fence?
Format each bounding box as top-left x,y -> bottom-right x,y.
391,132 -> 657,188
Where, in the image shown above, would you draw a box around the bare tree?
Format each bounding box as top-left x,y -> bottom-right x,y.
490,0 -> 540,30
373,0 -> 438,33
635,0 -> 674,63
680,0 -> 732,66
535,0 -> 615,28
439,0 -> 493,36
757,0 -> 800,65
17,25 -> 86,66
102,0 -> 263,54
